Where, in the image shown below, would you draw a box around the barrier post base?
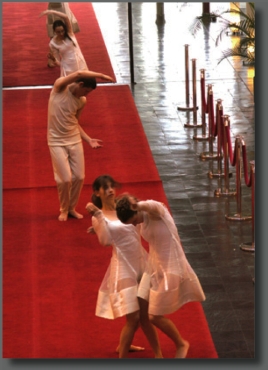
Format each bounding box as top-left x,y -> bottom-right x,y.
177,106 -> 196,112
240,241 -> 255,252
200,152 -> 220,160
193,134 -> 209,141
214,188 -> 236,197
184,122 -> 203,128
208,171 -> 232,179
225,213 -> 252,221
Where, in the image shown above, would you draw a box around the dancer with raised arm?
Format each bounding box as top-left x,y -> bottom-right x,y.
48,71 -> 115,221
40,7 -> 87,75
116,194 -> 206,358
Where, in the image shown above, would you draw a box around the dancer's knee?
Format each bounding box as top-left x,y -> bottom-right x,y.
149,314 -> 161,325
126,311 -> 140,329
56,178 -> 71,188
72,174 -> 85,183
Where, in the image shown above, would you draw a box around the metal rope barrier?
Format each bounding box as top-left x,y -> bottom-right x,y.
214,115 -> 236,197
200,84 -> 219,160
193,69 -> 210,141
242,141 -> 252,187
225,134 -> 252,221
177,44 -> 191,110
240,160 -> 255,252
183,59 -> 202,128
208,99 -> 233,179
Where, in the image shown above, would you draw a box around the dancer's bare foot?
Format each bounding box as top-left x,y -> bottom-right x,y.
58,212 -> 68,221
116,344 -> 145,353
68,210 -> 83,219
175,340 -> 189,358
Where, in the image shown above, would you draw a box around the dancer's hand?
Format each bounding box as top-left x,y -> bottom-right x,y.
47,52 -> 56,63
87,226 -> 96,234
89,138 -> 103,149
101,74 -> 116,83
86,202 -> 99,216
128,196 -> 138,211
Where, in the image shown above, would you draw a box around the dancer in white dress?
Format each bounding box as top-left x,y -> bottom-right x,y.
40,8 -> 88,75
86,175 -> 163,358
116,195 -> 206,358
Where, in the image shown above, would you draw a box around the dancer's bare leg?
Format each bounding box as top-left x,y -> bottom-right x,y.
118,311 -> 140,358
138,298 -> 163,358
150,315 -> 189,358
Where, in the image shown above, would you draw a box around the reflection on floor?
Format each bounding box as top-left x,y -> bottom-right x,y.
93,2 -> 255,358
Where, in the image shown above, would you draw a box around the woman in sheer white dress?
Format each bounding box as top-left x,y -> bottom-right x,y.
40,8 -> 88,76
86,175 -> 163,358
116,195 -> 206,358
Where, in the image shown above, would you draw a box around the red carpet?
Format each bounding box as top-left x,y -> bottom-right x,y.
2,2 -> 116,87
3,185 -> 217,359
3,85 -> 160,190
3,86 -> 218,358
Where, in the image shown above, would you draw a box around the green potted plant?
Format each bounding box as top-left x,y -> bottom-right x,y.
189,2 -> 255,66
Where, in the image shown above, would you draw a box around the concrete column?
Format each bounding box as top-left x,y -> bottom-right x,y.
202,3 -> 210,14
156,3 -> 165,24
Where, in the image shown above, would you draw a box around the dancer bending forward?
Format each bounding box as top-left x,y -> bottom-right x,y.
116,195 -> 206,358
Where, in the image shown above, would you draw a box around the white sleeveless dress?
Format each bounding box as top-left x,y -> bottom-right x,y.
49,34 -> 88,76
92,211 -> 148,320
137,200 -> 206,316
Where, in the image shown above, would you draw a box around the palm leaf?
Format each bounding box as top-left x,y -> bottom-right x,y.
189,2 -> 255,65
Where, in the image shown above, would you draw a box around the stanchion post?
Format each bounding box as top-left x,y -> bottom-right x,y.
240,160 -> 255,252
193,69 -> 209,140
225,137 -> 252,221
185,44 -> 190,108
184,59 -> 201,128
214,115 -> 236,197
192,59 -> 198,124
200,85 -> 219,160
208,99 -> 231,178
177,44 -> 192,110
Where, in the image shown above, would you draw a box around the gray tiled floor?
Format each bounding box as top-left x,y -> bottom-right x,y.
94,2 -> 255,359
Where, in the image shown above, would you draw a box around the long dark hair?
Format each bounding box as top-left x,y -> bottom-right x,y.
91,175 -> 121,209
53,20 -> 76,46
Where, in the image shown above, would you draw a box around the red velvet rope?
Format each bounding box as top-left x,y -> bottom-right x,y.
214,104 -> 221,137
226,124 -> 253,188
209,92 -> 215,136
201,77 -> 207,112
225,124 -> 236,166
205,86 -> 209,114
242,145 -> 252,187
220,115 -> 225,152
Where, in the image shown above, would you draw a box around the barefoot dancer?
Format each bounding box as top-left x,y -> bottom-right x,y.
86,175 -> 163,358
39,6 -> 87,75
116,195 -> 206,358
47,70 -> 115,221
